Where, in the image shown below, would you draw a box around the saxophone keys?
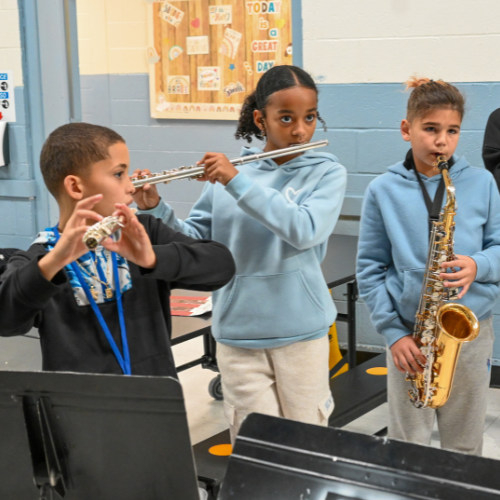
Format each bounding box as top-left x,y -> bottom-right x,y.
421,333 -> 432,344
424,318 -> 435,328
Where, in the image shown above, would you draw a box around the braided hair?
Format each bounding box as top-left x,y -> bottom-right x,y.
405,76 -> 465,122
235,65 -> 327,142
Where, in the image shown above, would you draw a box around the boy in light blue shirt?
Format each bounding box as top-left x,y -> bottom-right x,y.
357,77 -> 500,455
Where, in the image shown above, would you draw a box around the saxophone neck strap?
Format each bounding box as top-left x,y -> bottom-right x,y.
414,168 -> 446,226
404,149 -> 448,235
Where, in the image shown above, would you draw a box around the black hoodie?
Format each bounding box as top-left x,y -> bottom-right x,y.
0,214 -> 235,376
483,108 -> 500,191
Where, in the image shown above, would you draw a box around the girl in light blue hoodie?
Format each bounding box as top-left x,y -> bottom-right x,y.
357,77 -> 500,455
134,66 -> 347,440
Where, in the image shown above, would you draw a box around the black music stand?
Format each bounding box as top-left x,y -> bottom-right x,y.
0,371 -> 200,500
220,413 -> 500,499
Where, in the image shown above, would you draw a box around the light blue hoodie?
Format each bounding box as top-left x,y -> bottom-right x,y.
141,146 -> 347,349
357,155 -> 500,348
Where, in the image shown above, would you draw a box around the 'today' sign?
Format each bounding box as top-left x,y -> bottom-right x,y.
246,2 -> 282,14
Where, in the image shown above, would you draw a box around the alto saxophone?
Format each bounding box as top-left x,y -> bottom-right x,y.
407,156 -> 480,409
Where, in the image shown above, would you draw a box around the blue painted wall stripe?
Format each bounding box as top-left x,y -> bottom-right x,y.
0,180 -> 36,198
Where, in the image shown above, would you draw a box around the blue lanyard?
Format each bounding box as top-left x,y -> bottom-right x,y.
52,226 -> 131,375
78,251 -> 109,297
94,251 -> 109,297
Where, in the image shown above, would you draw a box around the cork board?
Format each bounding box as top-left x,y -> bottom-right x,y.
146,0 -> 293,120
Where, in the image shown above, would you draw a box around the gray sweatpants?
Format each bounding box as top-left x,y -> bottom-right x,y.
387,317 -> 494,456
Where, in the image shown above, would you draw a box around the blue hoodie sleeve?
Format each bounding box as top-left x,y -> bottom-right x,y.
356,185 -> 411,347
138,183 -> 214,240
470,176 -> 500,283
223,162 -> 347,250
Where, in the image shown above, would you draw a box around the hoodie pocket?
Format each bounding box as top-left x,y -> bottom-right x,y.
400,268 -> 425,318
217,271 -> 326,340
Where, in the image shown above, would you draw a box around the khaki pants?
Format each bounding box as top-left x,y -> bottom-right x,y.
217,335 -> 334,443
387,317 -> 494,456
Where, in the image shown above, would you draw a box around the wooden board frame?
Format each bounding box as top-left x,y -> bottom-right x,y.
147,0 -> 293,120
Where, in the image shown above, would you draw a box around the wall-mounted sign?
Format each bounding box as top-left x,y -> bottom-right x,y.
0,71 -> 16,123
147,0 -> 292,120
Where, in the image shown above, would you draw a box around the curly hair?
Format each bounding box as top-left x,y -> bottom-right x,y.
235,65 -> 327,142
405,76 -> 465,121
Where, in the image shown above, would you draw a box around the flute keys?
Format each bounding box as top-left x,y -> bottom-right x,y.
82,216 -> 124,250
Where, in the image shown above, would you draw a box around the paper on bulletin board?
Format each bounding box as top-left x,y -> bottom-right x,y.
147,0 -> 293,121
0,71 -> 16,123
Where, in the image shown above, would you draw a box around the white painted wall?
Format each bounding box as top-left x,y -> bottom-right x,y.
0,0 -> 23,86
302,0 -> 500,83
77,0 -> 149,75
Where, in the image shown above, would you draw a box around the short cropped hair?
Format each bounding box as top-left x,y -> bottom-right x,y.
40,122 -> 125,198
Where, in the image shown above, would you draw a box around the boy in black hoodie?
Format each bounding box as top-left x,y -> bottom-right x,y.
0,123 -> 235,376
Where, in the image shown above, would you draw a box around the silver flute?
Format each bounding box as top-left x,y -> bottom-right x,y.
131,140 -> 329,188
83,216 -> 124,250
83,209 -> 137,250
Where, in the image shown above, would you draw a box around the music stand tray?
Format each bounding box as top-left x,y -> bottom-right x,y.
0,371 -> 200,500
220,413 -> 500,500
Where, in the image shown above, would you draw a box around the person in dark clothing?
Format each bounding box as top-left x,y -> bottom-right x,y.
0,123 -> 235,376
0,248 -> 18,277
483,108 -> 500,190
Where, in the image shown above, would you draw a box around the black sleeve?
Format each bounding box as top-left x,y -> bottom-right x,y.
137,214 -> 236,291
0,248 -> 21,277
483,108 -> 500,192
0,246 -> 67,337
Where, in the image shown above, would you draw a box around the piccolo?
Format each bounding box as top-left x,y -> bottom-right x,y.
83,209 -> 137,250
131,139 -> 329,188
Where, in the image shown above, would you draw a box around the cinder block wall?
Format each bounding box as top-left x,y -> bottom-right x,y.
302,0 -> 500,355
75,0 -> 500,358
2,0 -> 498,357
0,0 -> 34,249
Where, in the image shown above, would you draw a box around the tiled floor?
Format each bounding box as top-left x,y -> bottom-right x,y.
174,336 -> 500,460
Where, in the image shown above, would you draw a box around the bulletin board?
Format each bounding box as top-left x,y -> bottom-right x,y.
146,0 -> 293,120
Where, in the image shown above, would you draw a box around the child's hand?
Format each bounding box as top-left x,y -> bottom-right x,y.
197,153 -> 238,186
101,204 -> 157,269
131,169 -> 161,210
390,335 -> 426,375
39,195 -> 104,281
440,254 -> 477,299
